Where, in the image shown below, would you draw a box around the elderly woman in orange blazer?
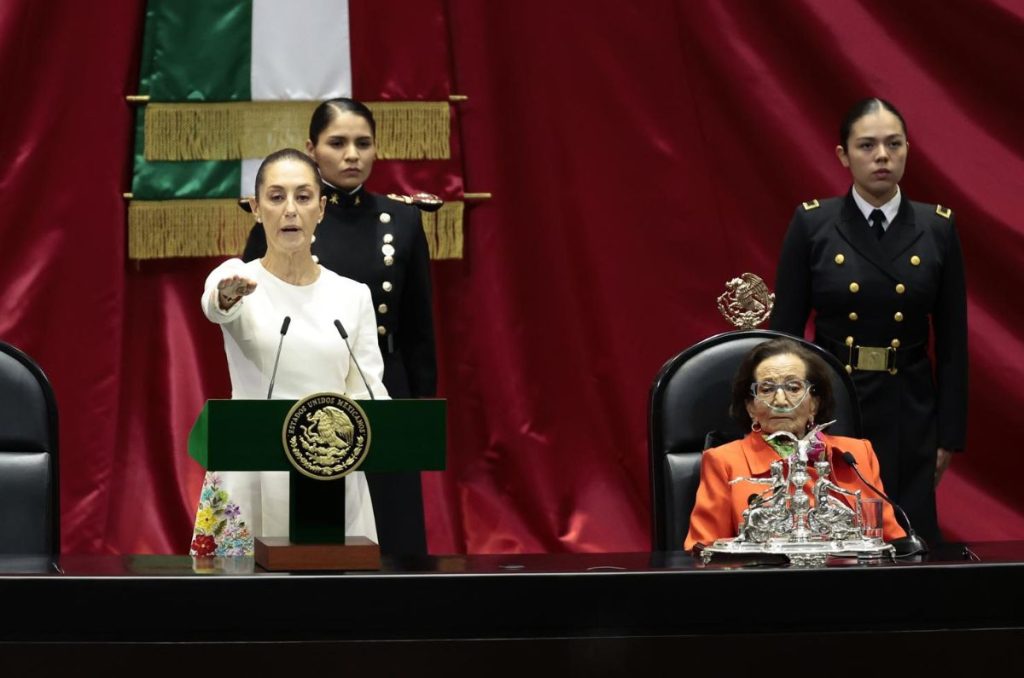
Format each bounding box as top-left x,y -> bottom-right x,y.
685,337 -> 905,550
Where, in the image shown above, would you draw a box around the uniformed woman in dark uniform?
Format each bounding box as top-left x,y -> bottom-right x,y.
243,98 -> 437,555
770,98 -> 967,545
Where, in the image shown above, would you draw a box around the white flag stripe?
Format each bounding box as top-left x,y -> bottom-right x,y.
251,0 -> 352,101
245,0 -> 351,196
241,159 -> 262,199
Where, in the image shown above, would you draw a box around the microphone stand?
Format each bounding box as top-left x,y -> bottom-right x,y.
836,448 -> 928,557
267,316 -> 291,399
334,319 -> 376,400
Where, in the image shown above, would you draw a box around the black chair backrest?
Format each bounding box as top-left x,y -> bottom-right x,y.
0,341 -> 60,555
647,330 -> 861,551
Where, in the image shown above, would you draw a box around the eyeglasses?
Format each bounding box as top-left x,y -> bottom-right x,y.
750,379 -> 811,404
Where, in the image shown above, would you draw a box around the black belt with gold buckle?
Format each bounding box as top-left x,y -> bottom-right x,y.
817,335 -> 927,375
851,345 -> 896,373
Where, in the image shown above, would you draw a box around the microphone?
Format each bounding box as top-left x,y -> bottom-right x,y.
266,316 -> 290,399
334,319 -> 376,400
836,448 -> 928,557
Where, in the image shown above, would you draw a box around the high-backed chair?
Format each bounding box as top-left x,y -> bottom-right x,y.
648,330 -> 861,551
0,341 -> 60,556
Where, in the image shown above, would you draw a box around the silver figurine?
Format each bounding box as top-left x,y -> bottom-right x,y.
700,421 -> 894,566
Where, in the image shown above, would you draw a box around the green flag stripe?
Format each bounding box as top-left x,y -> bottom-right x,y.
133,0 -> 246,198
132,108 -> 240,199
146,0 -> 252,102
137,1 -> 158,94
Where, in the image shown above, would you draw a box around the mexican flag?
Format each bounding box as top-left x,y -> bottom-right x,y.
129,0 -> 457,259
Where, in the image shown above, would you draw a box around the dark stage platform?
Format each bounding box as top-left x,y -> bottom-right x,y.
3,542 -> 1024,671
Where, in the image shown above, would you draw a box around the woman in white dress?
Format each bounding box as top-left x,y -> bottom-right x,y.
190,149 -> 387,557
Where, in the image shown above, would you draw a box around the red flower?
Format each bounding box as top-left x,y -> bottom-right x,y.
191,534 -> 217,557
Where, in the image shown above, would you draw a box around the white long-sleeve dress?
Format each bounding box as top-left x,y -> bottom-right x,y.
190,258 -> 386,556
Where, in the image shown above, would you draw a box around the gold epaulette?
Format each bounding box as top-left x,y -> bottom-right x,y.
387,192 -> 444,213
802,199 -> 820,211
935,204 -> 952,219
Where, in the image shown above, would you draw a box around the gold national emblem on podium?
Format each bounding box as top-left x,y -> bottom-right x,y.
717,272 -> 775,330
282,393 -> 372,480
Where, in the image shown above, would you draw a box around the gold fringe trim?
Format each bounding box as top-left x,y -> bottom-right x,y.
128,199 -> 254,259
371,101 -> 450,160
128,199 -> 465,260
143,101 -> 450,161
421,201 -> 464,260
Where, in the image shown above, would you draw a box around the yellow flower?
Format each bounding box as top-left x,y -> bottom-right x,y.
195,507 -> 217,532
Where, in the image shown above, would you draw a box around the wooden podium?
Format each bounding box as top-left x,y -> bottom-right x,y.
188,398 -> 446,571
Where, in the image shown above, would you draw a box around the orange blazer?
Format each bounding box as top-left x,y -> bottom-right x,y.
684,432 -> 906,550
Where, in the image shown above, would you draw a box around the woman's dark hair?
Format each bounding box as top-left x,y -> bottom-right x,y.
254,148 -> 321,198
729,337 -> 835,430
308,97 -> 376,143
839,97 -> 907,151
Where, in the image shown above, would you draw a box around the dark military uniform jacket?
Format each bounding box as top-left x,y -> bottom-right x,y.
243,185 -> 437,399
770,191 -> 967,543
242,184 -> 437,555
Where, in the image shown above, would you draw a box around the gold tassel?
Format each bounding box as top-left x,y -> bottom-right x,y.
128,199 -> 254,259
128,199 -> 464,260
370,102 -> 450,160
144,101 -> 449,161
421,201 -> 464,260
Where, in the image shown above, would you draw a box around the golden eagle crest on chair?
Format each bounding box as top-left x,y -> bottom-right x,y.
716,273 -> 775,329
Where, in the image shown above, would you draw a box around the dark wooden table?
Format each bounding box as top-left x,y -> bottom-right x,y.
3,542 -> 1023,672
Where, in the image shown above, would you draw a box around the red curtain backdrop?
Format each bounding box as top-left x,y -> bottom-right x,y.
1,0 -> 1021,555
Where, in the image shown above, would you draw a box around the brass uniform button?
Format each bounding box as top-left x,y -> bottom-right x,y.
377,325 -> 387,336
895,283 -> 906,294
384,255 -> 394,266
894,312 -> 904,322
845,336 -> 854,346
849,282 -> 860,293
382,244 -> 396,256
891,339 -> 901,349
379,212 -> 392,224
848,312 -> 858,321
378,304 -> 389,314
382,281 -> 393,292
383,233 -> 394,244
311,234 -> 317,244
910,255 -> 921,266
834,254 -> 845,265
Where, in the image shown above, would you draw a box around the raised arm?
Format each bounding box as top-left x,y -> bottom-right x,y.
202,258 -> 257,323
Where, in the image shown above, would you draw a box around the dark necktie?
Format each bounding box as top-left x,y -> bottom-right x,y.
869,209 -> 886,241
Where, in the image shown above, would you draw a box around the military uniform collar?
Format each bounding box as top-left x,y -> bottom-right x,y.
323,182 -> 366,209
836,191 -> 921,280
850,185 -> 901,229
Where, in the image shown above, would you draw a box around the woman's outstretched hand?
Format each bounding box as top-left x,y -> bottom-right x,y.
216,275 -> 257,310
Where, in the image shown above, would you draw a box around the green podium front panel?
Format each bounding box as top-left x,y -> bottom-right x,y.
188,398 -> 446,473
188,398 -> 446,545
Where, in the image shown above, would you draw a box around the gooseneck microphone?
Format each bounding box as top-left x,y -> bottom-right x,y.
836,448 -> 928,556
334,319 -> 376,400
266,316 -> 291,399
